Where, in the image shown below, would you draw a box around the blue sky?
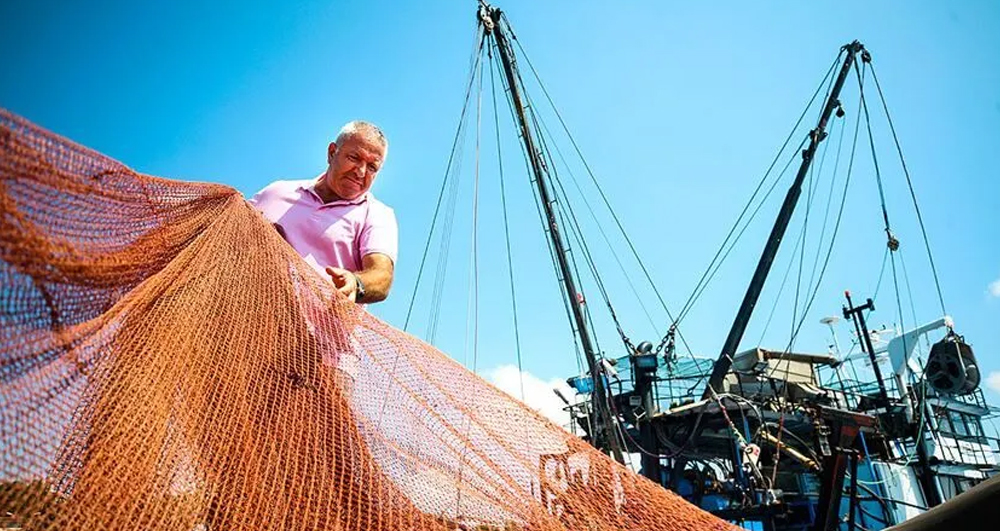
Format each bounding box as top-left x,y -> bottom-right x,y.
2,1 -> 999,406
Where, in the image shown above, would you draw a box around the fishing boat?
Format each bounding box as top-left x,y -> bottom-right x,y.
1,3 -> 995,530
403,3 -> 1000,529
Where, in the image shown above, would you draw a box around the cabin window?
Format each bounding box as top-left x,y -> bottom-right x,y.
933,406 -> 951,431
938,476 -> 961,499
948,411 -> 969,437
939,477 -> 955,499
933,407 -> 954,434
965,414 -> 984,438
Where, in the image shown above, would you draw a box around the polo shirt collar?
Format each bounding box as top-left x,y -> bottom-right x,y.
300,178 -> 371,207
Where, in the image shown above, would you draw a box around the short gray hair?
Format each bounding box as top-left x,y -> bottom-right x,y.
336,120 -> 388,154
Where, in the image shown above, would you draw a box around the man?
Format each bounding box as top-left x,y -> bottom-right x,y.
207,122 -> 398,529
248,120 -> 396,304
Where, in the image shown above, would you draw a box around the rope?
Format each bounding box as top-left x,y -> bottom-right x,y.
679,135 -> 809,329
488,41 -> 526,401
525,87 -> 641,355
534,111 -> 661,336
756,206 -> 809,346
505,18 -> 689,347
403,26 -> 485,332
870,65 -> 948,316
671,50 -> 844,329
763,64 -> 864,382
470,46 -> 484,373
487,33 -> 587,374
856,59 -> 911,365
807,114 -> 848,296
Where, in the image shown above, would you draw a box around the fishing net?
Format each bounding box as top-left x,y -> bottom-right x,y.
0,108 -> 735,531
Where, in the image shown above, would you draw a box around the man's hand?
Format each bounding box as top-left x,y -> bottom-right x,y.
326,266 -> 358,302
325,254 -> 393,304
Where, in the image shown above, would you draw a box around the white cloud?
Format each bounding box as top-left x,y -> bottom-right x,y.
486,366 -> 647,474
987,372 -> 1000,395
989,278 -> 1000,298
485,365 -> 576,428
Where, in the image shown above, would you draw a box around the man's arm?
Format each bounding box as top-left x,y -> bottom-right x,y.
326,253 -> 394,303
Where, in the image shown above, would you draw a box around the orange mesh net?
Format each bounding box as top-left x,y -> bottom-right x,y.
0,108 -> 736,531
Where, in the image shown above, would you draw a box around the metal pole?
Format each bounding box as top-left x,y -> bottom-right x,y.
704,42 -> 864,399
915,399 -> 944,507
632,345 -> 661,480
848,453 -> 859,531
482,3 -> 624,463
843,292 -> 889,404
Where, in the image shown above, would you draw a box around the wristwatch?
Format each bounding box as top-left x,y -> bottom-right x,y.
353,272 -> 366,302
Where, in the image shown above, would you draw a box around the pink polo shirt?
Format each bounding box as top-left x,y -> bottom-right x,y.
247,178 -> 398,277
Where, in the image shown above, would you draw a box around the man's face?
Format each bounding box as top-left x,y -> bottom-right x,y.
325,135 -> 385,201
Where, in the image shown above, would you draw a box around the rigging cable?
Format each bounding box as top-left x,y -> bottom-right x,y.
671,50 -> 844,329
504,15 -> 693,353
897,248 -> 930,350
528,96 -> 609,356
529,90 -> 639,356
674,138 -> 811,330
533,108 -> 661,336
792,94 -> 843,332
679,134 -> 809,331
404,25 -> 485,332
550,164 -> 618,355
756,206 -> 809,346
758,111 -> 845,346
456,53 -> 486,514
790,128 -> 820,344
488,38 -> 526,401
807,106 -> 850,298
787,53 -> 845,341
384,23 -> 485,432
520,42 -> 628,380
871,246 -> 890,301
486,34 -> 588,374
503,28 -> 640,362
775,108 -> 859,362
870,65 -> 947,316
467,42 -> 484,373
764,61 -> 864,382
855,58 -> 910,363
427,137 -> 470,343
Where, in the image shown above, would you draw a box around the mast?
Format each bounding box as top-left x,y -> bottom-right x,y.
703,41 -> 864,399
480,2 -> 625,463
842,292 -> 890,404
